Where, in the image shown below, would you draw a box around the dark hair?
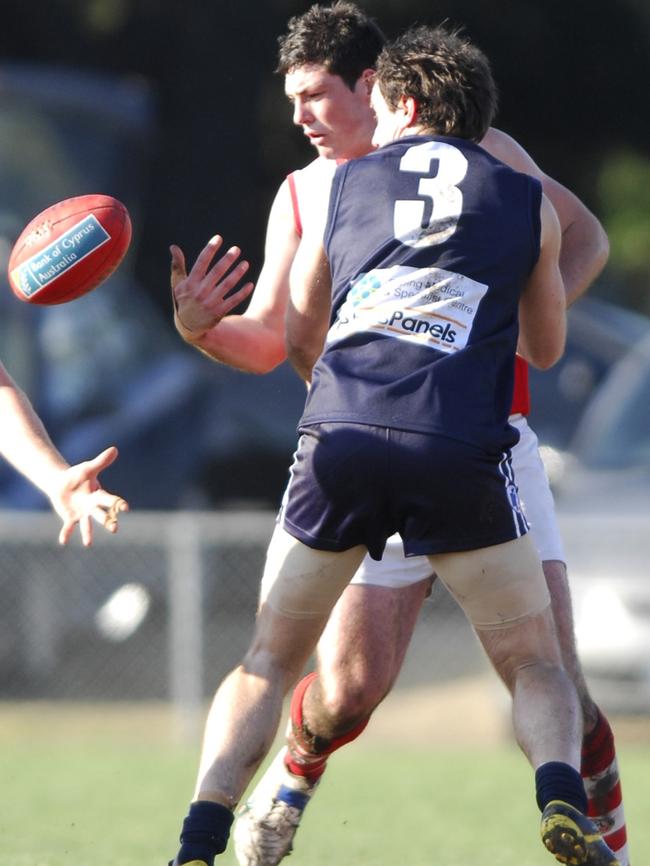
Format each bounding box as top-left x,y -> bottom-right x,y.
276,1 -> 386,90
375,24 -> 498,141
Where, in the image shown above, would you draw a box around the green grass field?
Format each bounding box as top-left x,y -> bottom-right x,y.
1,701 -> 647,866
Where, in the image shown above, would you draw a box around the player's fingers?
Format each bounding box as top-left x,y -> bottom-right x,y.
58,519 -> 74,546
170,245 -> 187,290
93,491 -> 129,512
209,260 -> 250,303
83,495 -> 128,534
218,281 -> 255,317
205,245 -> 246,287
92,506 -> 118,533
103,496 -> 129,525
84,446 -> 119,476
80,515 -> 94,547
188,235 -> 224,281
102,516 -> 119,534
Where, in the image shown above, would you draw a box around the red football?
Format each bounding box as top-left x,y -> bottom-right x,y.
8,194 -> 132,305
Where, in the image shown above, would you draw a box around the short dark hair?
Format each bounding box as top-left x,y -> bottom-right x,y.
276,1 -> 386,90
375,25 -> 498,141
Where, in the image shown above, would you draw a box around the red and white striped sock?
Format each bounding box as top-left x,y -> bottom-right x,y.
285,672 -> 369,782
581,708 -> 630,866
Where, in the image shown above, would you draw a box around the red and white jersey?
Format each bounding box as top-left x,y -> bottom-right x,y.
512,355 -> 529,415
287,156 -> 338,238
287,155 -> 530,416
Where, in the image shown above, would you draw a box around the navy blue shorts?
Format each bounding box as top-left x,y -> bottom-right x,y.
282,422 -> 528,560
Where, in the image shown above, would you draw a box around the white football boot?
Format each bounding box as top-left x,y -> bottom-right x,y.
234,747 -> 320,866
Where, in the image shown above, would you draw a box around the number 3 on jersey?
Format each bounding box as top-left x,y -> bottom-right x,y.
394,141 -> 468,248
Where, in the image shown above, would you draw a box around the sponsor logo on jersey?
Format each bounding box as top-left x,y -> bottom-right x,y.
11,215 -> 110,297
327,265 -> 487,353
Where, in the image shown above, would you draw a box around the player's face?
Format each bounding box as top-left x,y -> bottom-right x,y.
284,64 -> 376,160
370,83 -> 406,148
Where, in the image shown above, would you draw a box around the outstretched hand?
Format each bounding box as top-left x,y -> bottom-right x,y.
48,446 -> 129,547
170,235 -> 255,338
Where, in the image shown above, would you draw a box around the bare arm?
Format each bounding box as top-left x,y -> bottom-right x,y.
286,231 -> 332,383
518,194 -> 567,370
0,364 -> 128,545
171,179 -> 300,373
481,127 -> 609,306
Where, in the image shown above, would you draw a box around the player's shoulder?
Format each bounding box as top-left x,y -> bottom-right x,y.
290,157 -> 338,208
274,158 -> 331,210
479,127 -> 543,179
290,155 -> 337,184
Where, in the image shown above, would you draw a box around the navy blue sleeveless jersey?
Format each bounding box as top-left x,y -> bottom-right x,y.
299,134 -> 542,454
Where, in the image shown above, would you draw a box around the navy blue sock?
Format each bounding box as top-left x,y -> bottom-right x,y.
176,800 -> 234,866
535,761 -> 588,814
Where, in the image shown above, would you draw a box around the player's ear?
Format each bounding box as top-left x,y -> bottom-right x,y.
360,68 -> 376,96
401,95 -> 418,127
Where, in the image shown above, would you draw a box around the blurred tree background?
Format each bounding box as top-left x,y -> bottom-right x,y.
1,0 -> 649,317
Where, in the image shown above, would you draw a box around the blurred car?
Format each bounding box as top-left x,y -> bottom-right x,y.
541,323 -> 650,712
527,293 -> 650,448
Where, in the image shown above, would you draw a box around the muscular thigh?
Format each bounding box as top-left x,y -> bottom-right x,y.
259,524 -> 366,619
429,534 -> 550,630
316,580 -> 430,695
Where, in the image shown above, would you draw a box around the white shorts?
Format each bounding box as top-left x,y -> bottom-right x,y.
350,415 -> 565,588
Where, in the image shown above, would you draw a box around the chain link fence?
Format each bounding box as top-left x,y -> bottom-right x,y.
2,506 -> 648,755
0,510 -> 484,730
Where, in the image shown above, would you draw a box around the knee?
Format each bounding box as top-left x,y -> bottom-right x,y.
241,645 -> 276,678
317,667 -> 388,728
512,657 -> 570,692
241,644 -> 301,692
